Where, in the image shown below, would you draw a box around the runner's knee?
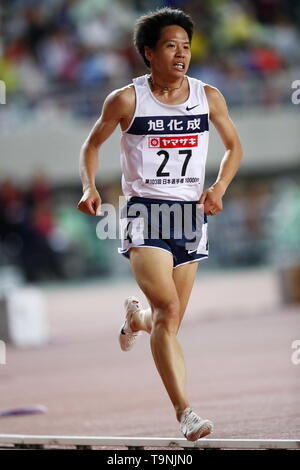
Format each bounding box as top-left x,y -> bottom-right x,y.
152,298 -> 180,333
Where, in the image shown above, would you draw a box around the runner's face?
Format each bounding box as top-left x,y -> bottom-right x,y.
145,25 -> 191,77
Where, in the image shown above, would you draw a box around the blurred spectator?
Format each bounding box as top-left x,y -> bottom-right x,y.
0,176 -> 65,282
0,173 -> 115,282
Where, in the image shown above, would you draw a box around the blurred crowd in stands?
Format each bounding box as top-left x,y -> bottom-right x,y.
0,174 -> 65,282
0,174 -> 114,282
1,0 -> 300,121
1,174 -> 299,282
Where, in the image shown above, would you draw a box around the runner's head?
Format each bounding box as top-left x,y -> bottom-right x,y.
134,7 -> 193,74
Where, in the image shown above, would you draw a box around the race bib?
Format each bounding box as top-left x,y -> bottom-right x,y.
142,134 -> 203,187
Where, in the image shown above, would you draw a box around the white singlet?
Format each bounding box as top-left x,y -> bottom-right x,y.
120,74 -> 210,201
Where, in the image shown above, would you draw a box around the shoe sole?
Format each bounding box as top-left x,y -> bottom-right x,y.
118,297 -> 140,351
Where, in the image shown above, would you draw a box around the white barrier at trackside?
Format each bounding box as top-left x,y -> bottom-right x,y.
0,435 -> 299,449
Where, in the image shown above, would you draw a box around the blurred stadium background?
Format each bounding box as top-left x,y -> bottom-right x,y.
1,0 -> 300,283
0,0 -> 299,442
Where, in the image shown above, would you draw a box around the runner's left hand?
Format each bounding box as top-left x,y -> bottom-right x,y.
199,182 -> 225,216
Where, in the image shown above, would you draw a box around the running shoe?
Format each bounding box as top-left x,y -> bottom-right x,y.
180,407 -> 214,441
119,296 -> 142,352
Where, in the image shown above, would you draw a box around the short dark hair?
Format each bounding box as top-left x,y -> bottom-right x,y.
133,7 -> 194,68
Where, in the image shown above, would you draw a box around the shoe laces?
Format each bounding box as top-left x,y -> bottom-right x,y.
182,408 -> 201,427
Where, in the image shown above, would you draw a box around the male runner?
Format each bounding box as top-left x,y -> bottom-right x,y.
77,7 -> 243,441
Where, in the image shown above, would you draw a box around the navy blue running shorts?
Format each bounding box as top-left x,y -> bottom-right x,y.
118,196 -> 209,268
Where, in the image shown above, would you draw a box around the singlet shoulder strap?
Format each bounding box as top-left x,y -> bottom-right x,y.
187,76 -> 210,116
132,74 -> 148,87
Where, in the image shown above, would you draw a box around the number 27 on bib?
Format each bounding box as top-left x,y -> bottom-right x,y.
143,134 -> 203,187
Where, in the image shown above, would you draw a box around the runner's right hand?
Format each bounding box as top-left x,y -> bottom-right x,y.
77,187 -> 102,216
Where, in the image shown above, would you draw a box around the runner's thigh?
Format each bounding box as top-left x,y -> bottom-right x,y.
128,247 -> 179,312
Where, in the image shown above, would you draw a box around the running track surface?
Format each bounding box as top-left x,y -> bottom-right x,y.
0,268 -> 299,442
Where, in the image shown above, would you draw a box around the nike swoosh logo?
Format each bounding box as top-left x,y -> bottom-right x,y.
186,104 -> 200,111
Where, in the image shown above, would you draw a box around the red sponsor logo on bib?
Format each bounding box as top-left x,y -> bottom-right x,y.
148,135 -> 198,149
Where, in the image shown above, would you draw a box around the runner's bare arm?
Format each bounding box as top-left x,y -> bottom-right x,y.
79,90 -> 127,192
200,86 -> 243,214
77,89 -> 130,215
206,85 -> 243,194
